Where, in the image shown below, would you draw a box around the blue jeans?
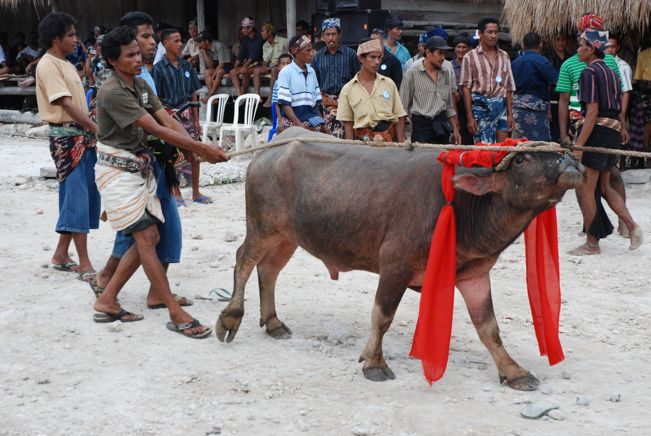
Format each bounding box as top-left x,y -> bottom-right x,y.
56,149 -> 101,234
111,161 -> 182,263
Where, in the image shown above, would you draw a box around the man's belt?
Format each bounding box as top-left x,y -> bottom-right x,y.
577,117 -> 622,132
97,150 -> 154,178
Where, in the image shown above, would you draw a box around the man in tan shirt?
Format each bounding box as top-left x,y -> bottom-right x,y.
337,39 -> 406,142
36,12 -> 100,281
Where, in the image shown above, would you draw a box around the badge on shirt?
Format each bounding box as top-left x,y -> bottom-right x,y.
381,64 -> 387,71
142,92 -> 149,105
383,90 -> 391,99
185,71 -> 190,79
496,75 -> 503,84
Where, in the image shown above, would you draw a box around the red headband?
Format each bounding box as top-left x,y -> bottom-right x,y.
410,139 -> 565,385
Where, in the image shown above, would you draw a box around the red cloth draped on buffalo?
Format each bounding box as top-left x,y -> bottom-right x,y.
410,138 -> 565,385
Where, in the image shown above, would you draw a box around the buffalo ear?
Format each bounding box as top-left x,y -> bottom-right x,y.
453,173 -> 504,196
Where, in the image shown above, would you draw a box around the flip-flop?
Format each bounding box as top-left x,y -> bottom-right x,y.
93,309 -> 143,323
166,318 -> 212,339
208,287 -> 233,301
147,294 -> 194,309
88,277 -> 105,298
78,271 -> 97,283
52,261 -> 79,272
176,198 -> 186,207
193,195 -> 213,204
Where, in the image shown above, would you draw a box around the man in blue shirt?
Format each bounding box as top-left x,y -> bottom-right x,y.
311,17 -> 359,138
511,32 -> 558,141
277,35 -> 329,133
370,29 -> 403,89
384,15 -> 410,69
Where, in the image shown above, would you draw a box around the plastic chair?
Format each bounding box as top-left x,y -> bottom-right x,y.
219,93 -> 260,156
267,101 -> 278,142
202,93 -> 230,144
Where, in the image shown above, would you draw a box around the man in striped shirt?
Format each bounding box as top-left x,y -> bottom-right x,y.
460,17 -> 515,144
277,35 -> 329,133
311,18 -> 359,138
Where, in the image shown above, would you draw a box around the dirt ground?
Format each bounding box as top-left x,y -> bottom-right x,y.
1,135 -> 650,436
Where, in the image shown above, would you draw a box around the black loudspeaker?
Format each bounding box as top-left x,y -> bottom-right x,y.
316,0 -> 335,12
335,0 -> 381,10
313,10 -> 389,46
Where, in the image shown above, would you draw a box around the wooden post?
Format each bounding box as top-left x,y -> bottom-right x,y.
197,0 -> 205,31
286,0 -> 296,39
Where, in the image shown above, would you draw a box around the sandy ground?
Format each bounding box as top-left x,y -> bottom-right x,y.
1,135 -> 650,436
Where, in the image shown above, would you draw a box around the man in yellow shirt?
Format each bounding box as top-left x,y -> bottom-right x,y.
336,39 -> 406,142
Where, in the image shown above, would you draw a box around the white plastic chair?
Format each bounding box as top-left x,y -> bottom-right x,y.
202,94 -> 230,144
219,93 -> 260,156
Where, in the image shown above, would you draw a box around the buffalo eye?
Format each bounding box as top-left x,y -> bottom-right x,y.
514,155 -> 526,165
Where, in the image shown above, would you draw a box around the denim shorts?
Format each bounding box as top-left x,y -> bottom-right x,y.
111,160 -> 182,263
56,149 -> 101,234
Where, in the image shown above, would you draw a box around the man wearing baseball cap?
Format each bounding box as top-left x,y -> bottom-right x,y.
400,36 -> 461,144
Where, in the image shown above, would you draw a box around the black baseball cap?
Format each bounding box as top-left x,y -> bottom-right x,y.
425,36 -> 451,50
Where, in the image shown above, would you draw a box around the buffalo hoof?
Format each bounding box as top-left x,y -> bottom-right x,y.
363,366 -> 396,382
215,314 -> 242,343
266,323 -> 293,339
500,372 -> 540,391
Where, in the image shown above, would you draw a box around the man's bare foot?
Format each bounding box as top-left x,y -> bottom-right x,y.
629,225 -> 643,250
618,219 -> 630,238
568,242 -> 601,256
263,97 -> 272,108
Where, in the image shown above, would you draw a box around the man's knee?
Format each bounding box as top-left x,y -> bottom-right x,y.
134,224 -> 160,247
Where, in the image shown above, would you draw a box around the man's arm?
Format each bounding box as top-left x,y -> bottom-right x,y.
343,121 -> 354,140
558,92 -> 570,141
506,91 -> 514,132
281,104 -> 305,128
620,92 -> 630,144
448,115 -> 461,144
395,116 -> 406,142
57,96 -> 96,134
463,87 -> 477,135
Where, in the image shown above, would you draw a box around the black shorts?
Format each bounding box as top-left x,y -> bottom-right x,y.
581,124 -> 620,171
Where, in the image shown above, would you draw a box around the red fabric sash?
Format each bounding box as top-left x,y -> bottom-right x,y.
409,139 -> 564,385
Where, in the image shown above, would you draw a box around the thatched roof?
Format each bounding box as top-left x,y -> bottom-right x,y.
0,0 -> 51,9
503,0 -> 651,43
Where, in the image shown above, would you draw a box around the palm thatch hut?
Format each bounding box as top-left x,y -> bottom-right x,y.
503,0 -> 651,45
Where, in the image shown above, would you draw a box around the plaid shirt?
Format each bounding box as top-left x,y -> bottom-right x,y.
152,55 -> 201,108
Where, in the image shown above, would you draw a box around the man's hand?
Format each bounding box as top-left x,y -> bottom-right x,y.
195,121 -> 202,138
452,130 -> 462,145
199,143 -> 230,163
467,116 -> 478,135
507,114 -> 515,132
621,127 -> 630,145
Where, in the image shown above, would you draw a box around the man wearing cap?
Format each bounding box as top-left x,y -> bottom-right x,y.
460,17 -> 516,144
337,39 -> 406,142
370,29 -> 403,88
400,36 -> 461,145
228,16 -> 264,96
253,22 -> 288,106
277,35 -> 329,133
405,29 -> 458,100
311,18 -> 359,138
384,15 -> 410,69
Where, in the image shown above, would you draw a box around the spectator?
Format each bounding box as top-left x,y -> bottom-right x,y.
35,12 -> 99,281
253,22 -> 288,106
606,35 -> 633,124
546,34 -> 570,142
460,17 -> 516,143
400,36 -> 461,145
451,34 -> 473,144
154,28 -> 211,205
384,15 -> 410,69
404,31 -> 427,71
85,25 -> 105,49
296,20 -> 311,38
405,29 -> 457,100
271,53 -> 293,133
94,25 -> 227,334
197,30 -> 232,101
87,34 -> 112,91
570,29 -> 642,256
311,18 -> 359,138
228,16 -> 263,96
16,33 -> 43,74
182,20 -> 201,70
277,35 -> 329,133
511,32 -> 558,141
337,39 -> 406,142
630,41 -> 651,167
369,29 -> 402,88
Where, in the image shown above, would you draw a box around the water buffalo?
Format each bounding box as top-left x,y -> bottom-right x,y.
216,128 -> 584,390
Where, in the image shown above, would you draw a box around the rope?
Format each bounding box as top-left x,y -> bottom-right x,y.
224,136 -> 651,159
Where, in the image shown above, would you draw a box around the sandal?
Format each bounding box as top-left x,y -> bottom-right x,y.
78,271 -> 97,283
166,318 -> 212,339
93,309 -> 143,323
193,195 -> 213,204
147,294 -> 194,309
176,198 -> 186,207
52,261 -> 79,272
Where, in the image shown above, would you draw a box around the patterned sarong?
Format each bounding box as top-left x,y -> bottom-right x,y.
628,80 -> 651,151
322,94 -> 345,138
355,124 -> 396,142
471,93 -> 508,144
49,122 -> 96,182
95,143 -> 164,232
512,94 -> 551,141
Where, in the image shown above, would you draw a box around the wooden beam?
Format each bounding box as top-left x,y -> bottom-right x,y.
197,0 -> 205,31
286,0 -> 296,39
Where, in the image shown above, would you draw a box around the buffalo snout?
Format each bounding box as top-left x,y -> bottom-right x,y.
557,153 -> 585,188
